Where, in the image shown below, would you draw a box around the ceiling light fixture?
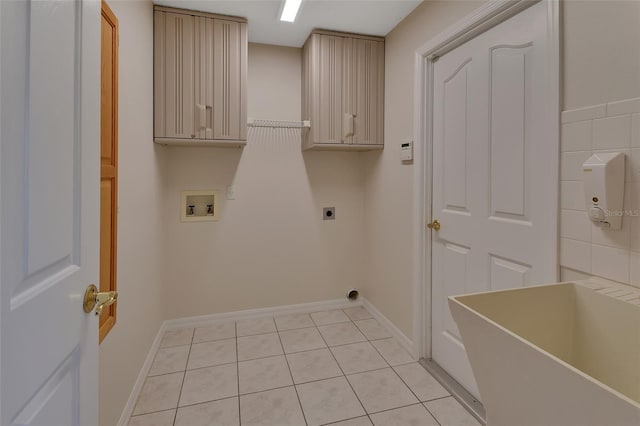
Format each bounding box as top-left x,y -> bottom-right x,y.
280,0 -> 302,22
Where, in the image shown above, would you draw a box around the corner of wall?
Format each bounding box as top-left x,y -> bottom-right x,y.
99,1 -> 168,425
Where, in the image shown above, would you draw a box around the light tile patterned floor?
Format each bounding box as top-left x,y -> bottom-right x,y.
128,306 -> 481,426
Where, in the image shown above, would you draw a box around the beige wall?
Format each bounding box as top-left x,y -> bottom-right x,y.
163,44 -> 366,319
563,0 -> 640,110
364,0 -> 640,340
362,0 -> 486,338
98,1 -> 168,426
559,1 -> 640,287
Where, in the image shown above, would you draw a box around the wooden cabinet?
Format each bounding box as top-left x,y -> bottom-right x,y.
154,7 -> 247,147
302,30 -> 384,151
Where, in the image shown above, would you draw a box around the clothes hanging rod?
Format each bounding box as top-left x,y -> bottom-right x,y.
247,118 -> 311,129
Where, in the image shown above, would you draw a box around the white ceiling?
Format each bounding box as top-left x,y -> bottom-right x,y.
153,0 -> 423,47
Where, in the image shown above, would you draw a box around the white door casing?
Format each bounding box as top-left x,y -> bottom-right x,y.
415,0 -> 559,399
1,1 -> 100,425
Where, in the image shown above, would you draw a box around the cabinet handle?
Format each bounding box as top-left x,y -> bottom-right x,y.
196,104 -> 206,130
342,113 -> 354,140
196,104 -> 213,134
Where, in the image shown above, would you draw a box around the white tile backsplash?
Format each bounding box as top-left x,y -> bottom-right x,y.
560,97 -> 640,288
560,151 -> 591,181
591,244 -> 630,283
561,121 -> 592,152
630,182 -> 640,210
560,209 -> 591,242
631,252 -> 640,287
630,217 -> 640,252
560,238 -> 592,273
592,115 -> 631,150
630,149 -> 640,182
606,97 -> 640,117
591,221 -> 631,250
561,104 -> 606,124
632,114 -> 640,147
560,181 -> 585,211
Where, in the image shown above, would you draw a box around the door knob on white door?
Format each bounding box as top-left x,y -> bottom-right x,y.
83,284 -> 118,316
426,220 -> 441,231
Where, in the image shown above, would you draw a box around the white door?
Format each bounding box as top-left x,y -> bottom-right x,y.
430,1 -> 558,399
1,1 -> 100,425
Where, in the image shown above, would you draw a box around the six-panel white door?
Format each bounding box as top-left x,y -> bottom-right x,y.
430,0 -> 558,399
1,1 -> 100,425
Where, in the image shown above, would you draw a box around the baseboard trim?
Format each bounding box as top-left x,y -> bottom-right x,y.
116,321 -> 167,426
164,298 -> 362,330
360,297 -> 418,360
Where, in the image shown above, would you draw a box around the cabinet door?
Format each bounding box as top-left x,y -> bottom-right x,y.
316,34 -> 344,144
154,11 -> 195,140
212,19 -> 247,140
353,39 -> 384,146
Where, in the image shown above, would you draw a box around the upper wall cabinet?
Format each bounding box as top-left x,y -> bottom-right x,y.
154,7 -> 247,147
302,30 -> 384,151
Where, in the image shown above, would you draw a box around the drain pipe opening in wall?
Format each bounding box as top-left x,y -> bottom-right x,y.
346,288 -> 359,301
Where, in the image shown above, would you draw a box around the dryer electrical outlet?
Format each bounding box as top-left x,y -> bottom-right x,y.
323,207 -> 335,220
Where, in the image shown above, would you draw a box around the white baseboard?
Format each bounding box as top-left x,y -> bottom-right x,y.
361,297 -> 418,360
117,321 -> 168,426
164,298 -> 361,330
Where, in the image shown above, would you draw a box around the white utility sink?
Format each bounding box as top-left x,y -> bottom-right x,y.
449,280 -> 640,426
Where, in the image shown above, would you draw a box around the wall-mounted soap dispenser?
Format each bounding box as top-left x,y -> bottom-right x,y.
582,152 -> 625,230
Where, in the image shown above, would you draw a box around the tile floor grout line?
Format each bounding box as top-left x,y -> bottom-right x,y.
368,401 -> 441,421
368,340 -> 427,406
341,307 -> 373,323
172,328 -> 195,426
147,339 -> 417,379
235,322 -> 241,426
131,361 -> 443,420
423,401 -> 445,426
315,322 -> 370,421
391,366 -> 444,405
318,413 -> 371,426
369,401 -> 429,416
148,359 -> 238,377
423,394 -> 453,403
128,408 -> 176,420
344,365 -> 393,378
275,325 -> 309,426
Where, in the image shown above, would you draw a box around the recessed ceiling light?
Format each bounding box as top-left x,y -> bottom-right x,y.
280,0 -> 302,22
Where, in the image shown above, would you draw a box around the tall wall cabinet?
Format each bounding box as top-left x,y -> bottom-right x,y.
154,7 -> 247,147
302,30 -> 385,151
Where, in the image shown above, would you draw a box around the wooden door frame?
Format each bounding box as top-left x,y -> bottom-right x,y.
100,0 -> 118,343
412,0 -> 560,359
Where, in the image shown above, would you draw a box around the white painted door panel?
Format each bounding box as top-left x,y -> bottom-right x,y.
431,1 -> 557,399
1,1 -> 100,425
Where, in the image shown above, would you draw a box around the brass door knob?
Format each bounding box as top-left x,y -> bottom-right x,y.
83,284 -> 118,316
426,220 -> 441,231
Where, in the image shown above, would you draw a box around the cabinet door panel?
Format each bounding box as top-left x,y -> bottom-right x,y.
194,16 -> 214,139
353,39 -> 384,146
342,37 -> 357,144
154,11 -> 195,139
317,35 -> 343,144
213,19 -> 245,140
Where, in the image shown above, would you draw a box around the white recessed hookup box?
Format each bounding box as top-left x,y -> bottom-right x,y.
181,190 -> 219,222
